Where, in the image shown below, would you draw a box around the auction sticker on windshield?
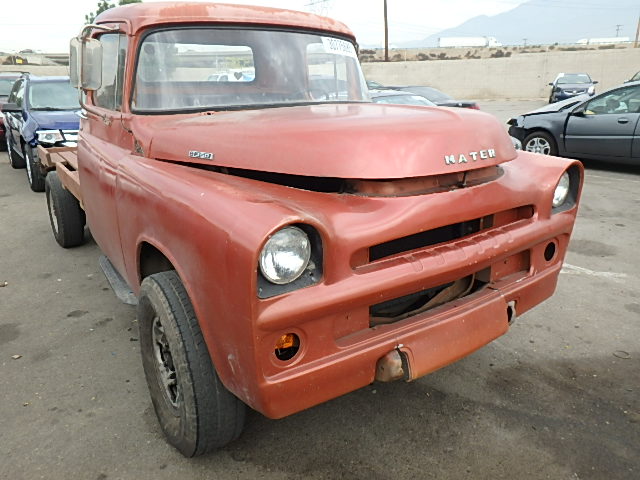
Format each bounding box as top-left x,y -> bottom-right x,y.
321,37 -> 357,58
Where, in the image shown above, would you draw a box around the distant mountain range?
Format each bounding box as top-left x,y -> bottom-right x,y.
400,0 -> 639,47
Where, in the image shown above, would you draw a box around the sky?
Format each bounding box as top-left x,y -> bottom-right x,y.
0,0 -> 527,53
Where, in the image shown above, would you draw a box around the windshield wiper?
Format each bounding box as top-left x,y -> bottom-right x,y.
32,107 -> 76,111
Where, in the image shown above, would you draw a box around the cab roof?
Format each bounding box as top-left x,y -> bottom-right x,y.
95,1 -> 355,40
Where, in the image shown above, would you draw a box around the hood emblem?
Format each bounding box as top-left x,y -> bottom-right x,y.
445,149 -> 496,165
189,150 -> 214,160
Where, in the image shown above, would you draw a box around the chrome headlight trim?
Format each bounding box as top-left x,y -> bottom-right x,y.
259,226 -> 311,285
552,172 -> 571,208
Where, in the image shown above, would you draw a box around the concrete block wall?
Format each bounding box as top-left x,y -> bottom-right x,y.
362,48 -> 640,100
0,65 -> 69,76
3,48 -> 639,100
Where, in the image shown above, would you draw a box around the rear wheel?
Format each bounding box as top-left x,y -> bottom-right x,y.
524,131 -> 558,156
138,271 -> 246,457
24,144 -> 45,192
6,136 -> 25,169
45,171 -> 85,248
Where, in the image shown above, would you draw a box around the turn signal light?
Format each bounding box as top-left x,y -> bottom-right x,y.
275,333 -> 300,361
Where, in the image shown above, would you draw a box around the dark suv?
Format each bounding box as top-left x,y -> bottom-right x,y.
2,74 -> 80,191
0,72 -> 24,149
548,73 -> 597,103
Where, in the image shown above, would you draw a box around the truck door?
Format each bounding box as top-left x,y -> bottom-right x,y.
564,85 -> 640,161
5,79 -> 25,151
79,32 -> 131,276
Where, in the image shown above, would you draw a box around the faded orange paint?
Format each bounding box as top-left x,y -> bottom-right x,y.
61,2 -> 585,419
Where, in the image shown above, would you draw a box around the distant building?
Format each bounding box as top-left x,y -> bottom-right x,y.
576,37 -> 630,45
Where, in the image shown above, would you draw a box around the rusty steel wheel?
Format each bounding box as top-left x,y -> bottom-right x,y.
138,270 -> 246,457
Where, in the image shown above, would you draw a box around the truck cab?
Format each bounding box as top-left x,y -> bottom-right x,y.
48,2 -> 583,457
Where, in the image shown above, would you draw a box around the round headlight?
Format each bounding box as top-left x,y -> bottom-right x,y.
259,226 -> 311,285
552,172 -> 571,208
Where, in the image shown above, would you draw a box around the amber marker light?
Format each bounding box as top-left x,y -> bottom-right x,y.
275,333 -> 300,361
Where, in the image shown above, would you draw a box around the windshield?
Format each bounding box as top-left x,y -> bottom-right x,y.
557,74 -> 591,85
373,94 -> 435,106
402,86 -> 452,102
29,81 -> 79,110
133,28 -> 369,112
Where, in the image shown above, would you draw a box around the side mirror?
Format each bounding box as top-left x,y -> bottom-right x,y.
0,102 -> 20,113
593,80 -> 599,84
548,82 -> 554,86
69,37 -> 102,91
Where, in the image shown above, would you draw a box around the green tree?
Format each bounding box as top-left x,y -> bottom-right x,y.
85,0 -> 141,24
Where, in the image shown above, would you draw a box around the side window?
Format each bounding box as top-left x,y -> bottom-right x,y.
585,87 -> 640,115
95,33 -> 128,111
9,79 -> 24,107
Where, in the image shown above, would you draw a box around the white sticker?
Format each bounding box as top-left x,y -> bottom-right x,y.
321,37 -> 357,58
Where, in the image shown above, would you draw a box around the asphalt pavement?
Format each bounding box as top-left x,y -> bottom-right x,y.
1,101 -> 638,480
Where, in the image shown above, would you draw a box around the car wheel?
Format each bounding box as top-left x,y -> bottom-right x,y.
138,270 -> 246,457
6,136 -> 26,169
45,171 -> 85,248
24,144 -> 46,192
523,131 -> 558,156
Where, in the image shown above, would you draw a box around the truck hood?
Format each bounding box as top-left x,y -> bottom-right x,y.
137,103 -> 515,179
30,110 -> 80,130
526,95 -> 589,115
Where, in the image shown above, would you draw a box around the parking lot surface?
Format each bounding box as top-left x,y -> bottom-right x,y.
1,101 -> 638,480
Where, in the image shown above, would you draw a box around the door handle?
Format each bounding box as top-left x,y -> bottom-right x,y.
618,117 -> 629,124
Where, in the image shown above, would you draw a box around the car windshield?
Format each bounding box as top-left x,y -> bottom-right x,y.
133,28 -> 370,112
557,74 -> 591,84
402,86 -> 452,102
28,81 -> 79,110
0,78 -> 17,96
373,94 -> 435,106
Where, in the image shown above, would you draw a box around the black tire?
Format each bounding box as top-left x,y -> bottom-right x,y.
6,135 -> 26,169
138,271 -> 246,457
45,171 -> 85,248
24,144 -> 46,192
523,131 -> 558,156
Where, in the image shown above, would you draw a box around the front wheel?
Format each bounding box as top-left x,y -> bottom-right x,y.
523,131 -> 558,156
138,271 -> 246,457
24,144 -> 45,192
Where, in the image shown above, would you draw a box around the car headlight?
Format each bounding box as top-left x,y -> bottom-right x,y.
510,136 -> 522,150
259,226 -> 311,285
552,172 -> 571,208
37,130 -> 64,145
587,86 -> 595,95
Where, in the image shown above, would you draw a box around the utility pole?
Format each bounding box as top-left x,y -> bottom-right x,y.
523,38 -> 528,47
615,24 -> 623,36
635,13 -> 640,47
384,0 -> 389,62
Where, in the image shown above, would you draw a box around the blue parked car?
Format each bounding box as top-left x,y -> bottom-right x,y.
548,73 -> 597,103
2,74 -> 80,191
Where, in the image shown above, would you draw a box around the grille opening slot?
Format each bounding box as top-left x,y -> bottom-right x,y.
366,206 -> 534,264
370,218 -> 486,262
370,270 -> 489,326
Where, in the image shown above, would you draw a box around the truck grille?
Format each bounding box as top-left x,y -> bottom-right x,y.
365,205 -> 533,264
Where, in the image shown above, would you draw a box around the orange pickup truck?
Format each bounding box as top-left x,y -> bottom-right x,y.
42,2 -> 583,457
